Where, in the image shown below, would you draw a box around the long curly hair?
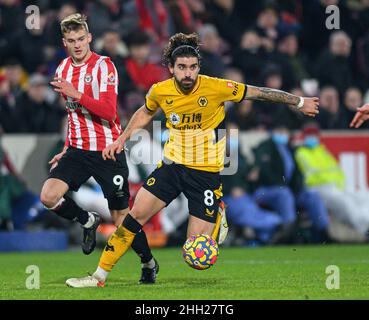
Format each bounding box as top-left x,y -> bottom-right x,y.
162,33 -> 201,66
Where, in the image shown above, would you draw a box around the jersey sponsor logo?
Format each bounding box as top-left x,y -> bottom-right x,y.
175,123 -> 202,130
182,113 -> 202,124
227,82 -> 234,88
169,113 -> 181,125
147,177 -> 156,186
66,101 -> 81,111
232,83 -> 239,96
197,96 -> 208,107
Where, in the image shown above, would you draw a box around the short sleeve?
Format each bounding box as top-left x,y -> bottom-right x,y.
145,84 -> 160,112
99,58 -> 118,95
215,78 -> 247,103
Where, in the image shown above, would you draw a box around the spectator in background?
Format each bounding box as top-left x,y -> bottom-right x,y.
2,59 -> 27,99
4,13 -> 49,74
96,29 -> 132,105
251,122 -> 333,243
98,29 -> 129,61
206,0 -> 244,46
301,0 -> 340,60
342,87 -> 368,129
317,86 -> 345,129
166,0 -> 197,34
125,31 -> 168,93
222,132 -> 284,245
232,29 -> 268,86
133,0 -> 171,44
87,0 -> 138,39
0,0 -> 24,57
315,31 -> 353,93
254,4 -> 280,52
223,67 -> 244,84
14,74 -> 64,133
47,2 -> 78,49
198,24 -> 226,78
273,31 -> 310,89
227,99 -> 261,132
185,0 -> 211,30
119,31 -> 168,117
295,123 -> 369,237
0,72 -> 17,133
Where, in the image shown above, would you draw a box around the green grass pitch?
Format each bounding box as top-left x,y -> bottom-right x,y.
1,244 -> 368,300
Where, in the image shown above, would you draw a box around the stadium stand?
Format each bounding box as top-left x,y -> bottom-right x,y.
1,0 -> 369,250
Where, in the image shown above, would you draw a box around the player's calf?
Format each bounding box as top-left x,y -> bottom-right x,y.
42,192 -> 101,254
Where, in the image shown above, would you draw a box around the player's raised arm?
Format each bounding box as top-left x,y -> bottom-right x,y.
245,85 -> 319,117
350,104 -> 369,128
102,105 -> 158,161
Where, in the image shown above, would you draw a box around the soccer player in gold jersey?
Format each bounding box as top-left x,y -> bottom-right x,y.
66,33 -> 319,287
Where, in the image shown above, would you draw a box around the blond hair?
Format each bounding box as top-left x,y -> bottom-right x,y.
60,13 -> 89,35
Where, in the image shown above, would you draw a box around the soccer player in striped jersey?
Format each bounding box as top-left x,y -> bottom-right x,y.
40,14 -> 158,284
66,32 -> 319,288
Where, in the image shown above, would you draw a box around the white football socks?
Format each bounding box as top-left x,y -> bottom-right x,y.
93,266 -> 109,282
83,212 -> 95,228
142,258 -> 155,269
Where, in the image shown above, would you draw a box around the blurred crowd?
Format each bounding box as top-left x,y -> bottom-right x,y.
1,0 -> 369,245
1,0 -> 369,133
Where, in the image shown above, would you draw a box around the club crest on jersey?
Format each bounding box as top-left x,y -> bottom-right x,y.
197,96 -> 208,107
84,74 -> 92,84
169,112 -> 181,125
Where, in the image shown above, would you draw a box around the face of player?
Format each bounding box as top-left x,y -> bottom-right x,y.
63,28 -> 92,64
169,56 -> 200,93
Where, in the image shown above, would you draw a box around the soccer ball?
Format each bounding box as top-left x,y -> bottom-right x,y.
182,234 -> 219,270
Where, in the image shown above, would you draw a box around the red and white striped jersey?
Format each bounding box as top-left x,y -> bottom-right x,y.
55,52 -> 122,151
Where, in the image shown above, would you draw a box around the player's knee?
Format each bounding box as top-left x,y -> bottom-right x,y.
129,206 -> 141,219
129,205 -> 147,223
40,189 -> 62,209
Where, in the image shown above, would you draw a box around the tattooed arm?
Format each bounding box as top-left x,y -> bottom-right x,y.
245,85 -> 320,117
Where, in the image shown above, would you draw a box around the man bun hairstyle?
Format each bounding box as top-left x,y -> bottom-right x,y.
60,13 -> 89,35
163,33 -> 201,66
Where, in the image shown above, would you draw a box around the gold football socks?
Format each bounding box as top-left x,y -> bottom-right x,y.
98,214 -> 142,272
98,225 -> 136,271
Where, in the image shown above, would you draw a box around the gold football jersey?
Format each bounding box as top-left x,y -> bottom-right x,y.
145,74 -> 246,172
